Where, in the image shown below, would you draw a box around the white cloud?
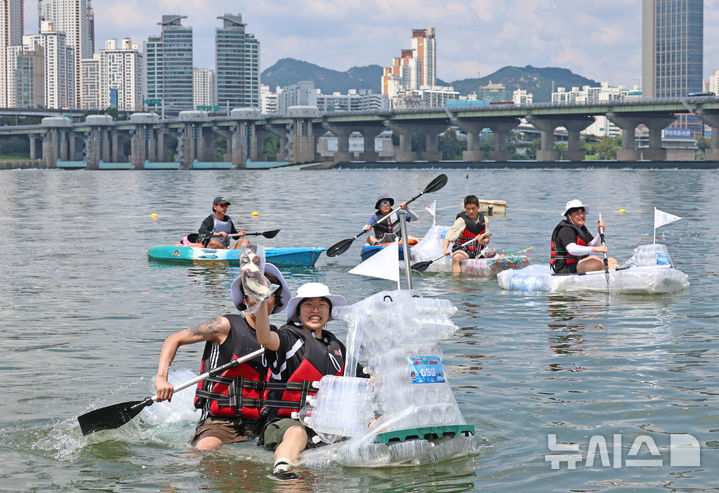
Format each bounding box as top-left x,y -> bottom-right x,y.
20,0 -> 719,87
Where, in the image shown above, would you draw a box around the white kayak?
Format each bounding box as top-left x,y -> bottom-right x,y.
498,243 -> 689,294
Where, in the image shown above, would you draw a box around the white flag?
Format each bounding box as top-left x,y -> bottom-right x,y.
654,208 -> 682,229
425,200 -> 436,217
349,240 -> 400,283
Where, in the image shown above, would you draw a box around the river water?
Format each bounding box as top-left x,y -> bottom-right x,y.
1,168 -> 717,492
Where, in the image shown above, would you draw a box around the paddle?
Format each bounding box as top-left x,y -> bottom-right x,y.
326,174 -> 448,257
187,229 -> 280,243
77,348 -> 264,436
411,232 -> 490,272
598,213 -> 609,284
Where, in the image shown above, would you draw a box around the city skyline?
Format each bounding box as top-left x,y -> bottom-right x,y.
20,0 -> 719,88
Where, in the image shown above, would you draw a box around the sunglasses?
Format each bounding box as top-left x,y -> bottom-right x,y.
379,201 -> 392,206
217,203 -> 229,208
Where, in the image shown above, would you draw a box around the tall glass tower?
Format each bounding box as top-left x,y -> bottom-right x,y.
144,15 -> 193,111
642,0 -> 703,99
215,14 -> 259,110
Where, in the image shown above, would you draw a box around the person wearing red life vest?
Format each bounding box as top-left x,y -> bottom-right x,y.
550,199 -> 618,274
255,282 -> 348,480
442,195 -> 494,273
153,264 -> 290,451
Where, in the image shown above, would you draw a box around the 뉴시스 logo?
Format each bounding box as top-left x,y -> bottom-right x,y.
545,433 -> 700,469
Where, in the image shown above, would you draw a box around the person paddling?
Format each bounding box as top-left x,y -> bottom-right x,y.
442,195 -> 495,273
550,199 -> 618,274
153,264 -> 290,451
198,196 -> 248,249
255,283 -> 349,480
363,195 -> 418,245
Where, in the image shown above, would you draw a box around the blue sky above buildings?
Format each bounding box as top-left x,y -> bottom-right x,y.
23,0 -> 719,87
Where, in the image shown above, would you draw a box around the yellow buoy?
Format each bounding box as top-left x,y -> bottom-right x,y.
618,209 -> 626,214
251,211 -> 259,217
151,213 -> 158,218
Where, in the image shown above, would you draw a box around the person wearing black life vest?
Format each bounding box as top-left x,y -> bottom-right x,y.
198,196 -> 248,249
255,282 -> 348,480
153,263 -> 290,451
363,194 -> 418,245
442,195 -> 494,273
550,199 -> 618,274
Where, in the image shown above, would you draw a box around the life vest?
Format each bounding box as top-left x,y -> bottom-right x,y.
550,220 -> 594,274
373,210 -> 408,240
263,325 -> 345,418
193,315 -> 270,419
212,215 -> 233,247
453,212 -> 486,258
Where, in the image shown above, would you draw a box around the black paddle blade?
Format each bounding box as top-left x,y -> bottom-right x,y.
187,233 -> 200,243
410,260 -> 432,273
424,174 -> 448,194
326,238 -> 354,257
78,397 -> 153,436
262,229 -> 281,239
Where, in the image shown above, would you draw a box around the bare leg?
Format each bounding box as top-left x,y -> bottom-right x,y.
367,235 -> 378,245
206,239 -> 227,249
194,436 -> 223,451
274,425 -> 308,466
577,255 -> 617,273
451,250 -> 469,273
230,238 -> 250,249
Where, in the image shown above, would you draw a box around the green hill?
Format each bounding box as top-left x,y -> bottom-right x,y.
261,59 -> 601,103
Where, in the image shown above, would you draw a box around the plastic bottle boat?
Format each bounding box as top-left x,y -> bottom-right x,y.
497,244 -> 689,294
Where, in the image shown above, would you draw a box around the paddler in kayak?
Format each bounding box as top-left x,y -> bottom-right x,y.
153,264 -> 290,451
198,196 -> 248,249
442,195 -> 495,273
255,283 -> 350,480
363,194 -> 418,245
550,199 -> 618,274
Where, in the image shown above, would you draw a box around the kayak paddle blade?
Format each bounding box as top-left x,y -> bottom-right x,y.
423,174 -> 448,194
186,233 -> 200,243
261,229 -> 281,239
78,397 -> 153,436
410,260 -> 432,273
326,238 -> 353,257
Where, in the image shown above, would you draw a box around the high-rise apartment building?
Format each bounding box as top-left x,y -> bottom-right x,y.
144,15 -> 193,111
642,0 -> 703,99
7,44 -> 45,108
40,0 -> 94,108
80,54 -> 99,109
215,14 -> 260,109
193,67 -> 215,108
23,22 -> 74,109
99,38 -> 143,111
382,27 -> 435,97
1,0 -> 24,107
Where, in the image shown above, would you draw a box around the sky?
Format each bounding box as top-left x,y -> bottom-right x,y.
22,0 -> 719,88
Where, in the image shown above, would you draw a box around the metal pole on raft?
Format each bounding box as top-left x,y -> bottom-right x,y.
399,212 -> 413,289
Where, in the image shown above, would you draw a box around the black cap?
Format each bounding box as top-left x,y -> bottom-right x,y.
213,196 -> 231,206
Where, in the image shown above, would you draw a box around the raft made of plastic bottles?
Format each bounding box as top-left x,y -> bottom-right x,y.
497,243 -> 690,294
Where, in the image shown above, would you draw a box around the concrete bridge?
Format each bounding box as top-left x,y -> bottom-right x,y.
2,96 -> 719,168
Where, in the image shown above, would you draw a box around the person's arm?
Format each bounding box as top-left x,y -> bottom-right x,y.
398,202 -> 419,221
255,299 -> 280,351
154,316 -> 230,402
363,213 -> 378,232
198,215 -> 214,235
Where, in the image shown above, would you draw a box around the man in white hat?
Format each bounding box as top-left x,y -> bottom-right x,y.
153,264 -> 290,451
550,199 -> 618,274
255,282 -> 349,480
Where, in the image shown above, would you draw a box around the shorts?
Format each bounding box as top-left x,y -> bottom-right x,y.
190,416 -> 263,446
262,418 -> 319,451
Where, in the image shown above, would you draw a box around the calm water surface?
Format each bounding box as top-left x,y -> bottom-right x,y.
1,168 -> 718,492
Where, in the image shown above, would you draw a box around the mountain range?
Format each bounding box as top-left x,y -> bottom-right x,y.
260,59 -> 601,103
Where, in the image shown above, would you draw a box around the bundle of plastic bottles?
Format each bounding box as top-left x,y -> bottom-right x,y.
296,290 -> 483,467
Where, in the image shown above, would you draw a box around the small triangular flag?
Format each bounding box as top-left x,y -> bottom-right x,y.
654,208 -> 682,229
425,200 -> 436,217
349,240 -> 400,283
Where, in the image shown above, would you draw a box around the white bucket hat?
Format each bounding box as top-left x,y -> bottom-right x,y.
286,282 -> 347,323
230,263 -> 290,314
561,199 -> 590,217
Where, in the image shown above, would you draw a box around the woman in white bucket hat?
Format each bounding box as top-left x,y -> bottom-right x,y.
255,282 -> 348,480
550,199 -> 617,274
153,263 -> 290,451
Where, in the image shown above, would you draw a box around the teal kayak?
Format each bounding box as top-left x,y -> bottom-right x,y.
147,245 -> 325,267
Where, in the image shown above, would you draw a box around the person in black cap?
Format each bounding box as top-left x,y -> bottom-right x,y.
363,194 -> 418,245
198,197 -> 247,249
